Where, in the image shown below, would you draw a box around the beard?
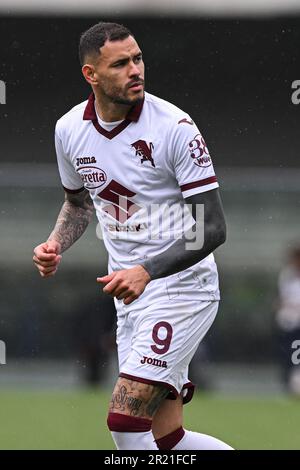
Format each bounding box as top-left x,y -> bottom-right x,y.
101,82 -> 144,106
112,95 -> 143,106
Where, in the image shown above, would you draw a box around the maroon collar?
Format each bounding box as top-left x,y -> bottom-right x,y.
83,93 -> 144,140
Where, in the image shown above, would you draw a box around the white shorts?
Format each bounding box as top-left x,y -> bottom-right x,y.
116,298 -> 218,404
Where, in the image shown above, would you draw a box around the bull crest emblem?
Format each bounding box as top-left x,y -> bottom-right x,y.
131,140 -> 155,167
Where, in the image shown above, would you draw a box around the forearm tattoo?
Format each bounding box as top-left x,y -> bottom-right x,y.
141,233 -> 202,280
141,190 -> 226,280
48,190 -> 94,253
110,379 -> 169,418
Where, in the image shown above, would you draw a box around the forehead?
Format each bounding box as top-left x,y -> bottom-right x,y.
99,35 -> 141,63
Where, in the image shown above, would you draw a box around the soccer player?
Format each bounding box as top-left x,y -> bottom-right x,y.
33,22 -> 233,450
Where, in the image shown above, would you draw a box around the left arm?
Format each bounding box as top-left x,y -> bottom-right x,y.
140,188 -> 226,279
97,188 -> 226,304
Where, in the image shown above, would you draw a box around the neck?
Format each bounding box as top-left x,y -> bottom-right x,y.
94,92 -> 131,122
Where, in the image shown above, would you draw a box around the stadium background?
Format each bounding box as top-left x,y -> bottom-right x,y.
0,0 -> 300,449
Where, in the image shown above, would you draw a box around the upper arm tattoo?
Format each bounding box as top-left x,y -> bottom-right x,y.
65,189 -> 94,210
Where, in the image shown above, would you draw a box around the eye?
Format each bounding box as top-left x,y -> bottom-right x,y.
113,61 -> 126,68
134,55 -> 142,63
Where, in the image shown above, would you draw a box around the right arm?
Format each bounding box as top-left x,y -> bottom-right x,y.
33,189 -> 94,278
48,189 -> 94,252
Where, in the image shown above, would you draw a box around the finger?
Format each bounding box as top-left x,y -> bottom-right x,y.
115,287 -> 131,299
34,250 -> 58,261
97,273 -> 116,284
123,294 -> 138,305
41,269 -> 57,278
34,262 -> 58,273
33,256 -> 60,268
102,277 -> 122,295
46,246 -> 58,254
39,265 -> 59,275
33,254 -> 61,263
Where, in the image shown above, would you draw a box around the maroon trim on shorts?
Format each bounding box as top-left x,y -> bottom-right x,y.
180,176 -> 218,193
182,381 -> 195,404
62,185 -> 85,194
83,93 -> 144,140
119,372 -> 179,397
155,426 -> 185,450
166,381 -> 195,404
119,374 -> 195,405
107,412 -> 152,432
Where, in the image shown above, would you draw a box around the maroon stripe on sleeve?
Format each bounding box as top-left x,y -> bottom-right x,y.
107,412 -> 152,432
155,426 -> 185,450
62,185 -> 85,194
180,176 -> 218,193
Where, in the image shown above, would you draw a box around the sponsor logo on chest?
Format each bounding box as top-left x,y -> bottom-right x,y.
76,156 -> 107,189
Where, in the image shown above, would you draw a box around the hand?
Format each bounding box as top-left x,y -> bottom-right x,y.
97,265 -> 151,305
33,240 -> 62,278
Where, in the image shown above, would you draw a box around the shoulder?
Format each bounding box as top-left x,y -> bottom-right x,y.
55,100 -> 88,136
144,92 -> 190,125
144,93 -> 202,154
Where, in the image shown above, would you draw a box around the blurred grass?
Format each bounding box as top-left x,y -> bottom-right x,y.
0,390 -> 299,449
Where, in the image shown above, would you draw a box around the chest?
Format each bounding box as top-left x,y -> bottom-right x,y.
68,124 -> 176,202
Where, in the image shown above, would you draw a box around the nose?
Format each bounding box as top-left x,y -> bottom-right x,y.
128,60 -> 141,77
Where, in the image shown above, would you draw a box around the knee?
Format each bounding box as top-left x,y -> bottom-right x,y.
107,412 -> 155,450
107,412 -> 152,433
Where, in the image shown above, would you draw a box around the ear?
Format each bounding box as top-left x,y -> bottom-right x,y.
82,64 -> 98,85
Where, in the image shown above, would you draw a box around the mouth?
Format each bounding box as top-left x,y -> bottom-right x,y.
128,82 -> 144,92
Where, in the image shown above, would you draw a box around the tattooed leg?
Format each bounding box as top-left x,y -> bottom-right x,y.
107,377 -> 169,449
109,377 -> 169,419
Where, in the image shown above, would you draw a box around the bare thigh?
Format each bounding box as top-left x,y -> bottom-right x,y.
109,377 -> 184,440
109,377 -> 169,419
152,394 -> 183,440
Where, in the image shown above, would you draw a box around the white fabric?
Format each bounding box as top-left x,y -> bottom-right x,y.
117,300 -> 218,394
55,92 -> 220,302
111,430 -> 158,450
173,429 -> 233,450
96,112 -> 123,131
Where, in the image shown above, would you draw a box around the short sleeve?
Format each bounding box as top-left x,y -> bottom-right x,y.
55,123 -> 84,193
170,116 -> 219,198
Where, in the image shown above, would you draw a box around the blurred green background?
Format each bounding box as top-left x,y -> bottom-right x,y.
0,390 -> 300,450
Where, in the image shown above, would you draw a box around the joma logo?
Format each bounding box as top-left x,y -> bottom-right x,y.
76,156 -> 96,166
140,356 -> 167,368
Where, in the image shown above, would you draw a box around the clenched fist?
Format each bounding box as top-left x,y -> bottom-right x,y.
33,240 -> 62,278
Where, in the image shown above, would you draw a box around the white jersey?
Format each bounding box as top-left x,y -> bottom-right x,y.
55,91 -> 220,301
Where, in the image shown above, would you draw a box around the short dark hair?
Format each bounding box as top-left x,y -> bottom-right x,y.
79,22 -> 133,66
